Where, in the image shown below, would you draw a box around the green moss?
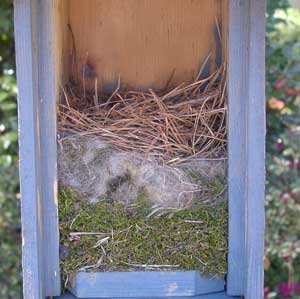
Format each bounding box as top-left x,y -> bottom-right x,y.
59,188 -> 77,222
205,176 -> 226,196
187,170 -> 226,198
59,187 -> 228,285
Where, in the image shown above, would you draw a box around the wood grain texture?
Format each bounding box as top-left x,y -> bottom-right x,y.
227,0 -> 265,298
15,1 -> 264,298
57,291 -> 238,299
15,0 -> 61,297
14,0 -> 44,298
227,0 -> 248,295
245,0 -> 266,298
55,0 -> 71,84
221,0 -> 228,63
37,0 -> 61,295
68,271 -> 224,298
65,0 -> 224,90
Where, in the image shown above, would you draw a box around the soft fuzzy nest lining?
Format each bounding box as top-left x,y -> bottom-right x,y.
58,135 -> 226,209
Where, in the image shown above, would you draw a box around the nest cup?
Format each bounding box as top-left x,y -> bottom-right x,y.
57,62 -> 228,280
58,63 -> 227,207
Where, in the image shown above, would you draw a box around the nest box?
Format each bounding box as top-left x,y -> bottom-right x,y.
14,0 -> 265,298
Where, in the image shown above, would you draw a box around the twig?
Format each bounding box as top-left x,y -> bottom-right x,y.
70,232 -> 107,236
58,64 -> 227,165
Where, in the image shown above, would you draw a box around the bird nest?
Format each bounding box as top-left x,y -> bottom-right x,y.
58,64 -> 227,166
57,64 -> 228,282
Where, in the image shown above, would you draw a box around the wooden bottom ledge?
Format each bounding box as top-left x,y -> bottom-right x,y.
55,291 -> 239,299
67,271 -> 224,298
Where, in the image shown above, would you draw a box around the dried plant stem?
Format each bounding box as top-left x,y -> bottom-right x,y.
58,64 -> 227,165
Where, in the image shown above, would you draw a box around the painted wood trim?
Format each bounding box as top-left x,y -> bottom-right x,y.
227,0 -> 265,297
227,0 -> 248,294
14,0 -> 60,297
14,0 -> 44,298
245,0 -> 266,298
68,272 -> 224,298
56,291 -> 239,299
36,0 -> 61,295
14,0 -> 265,298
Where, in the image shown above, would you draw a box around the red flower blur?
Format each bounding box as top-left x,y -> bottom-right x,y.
277,282 -> 300,297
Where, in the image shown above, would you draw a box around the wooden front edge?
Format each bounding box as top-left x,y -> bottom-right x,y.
227,0 -> 265,298
14,0 -> 45,298
14,0 -> 61,297
56,292 -> 239,299
227,0 -> 247,295
68,272 -> 225,298
37,0 -> 61,296
245,0 -> 266,298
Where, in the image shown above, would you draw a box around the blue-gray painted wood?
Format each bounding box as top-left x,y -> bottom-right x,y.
36,0 -> 61,295
68,272 -> 224,298
227,0 -> 265,298
245,0 -> 266,298
14,0 -> 44,298
14,0 -> 61,297
56,291 -> 239,299
227,0 -> 248,295
14,0 -> 265,298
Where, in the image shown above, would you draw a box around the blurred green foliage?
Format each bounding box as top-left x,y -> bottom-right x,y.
0,0 -> 299,298
0,1 -> 22,298
265,2 -> 300,298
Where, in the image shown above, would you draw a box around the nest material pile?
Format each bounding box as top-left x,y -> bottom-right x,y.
58,65 -> 228,279
58,65 -> 227,165
59,188 -> 228,279
58,135 -> 226,209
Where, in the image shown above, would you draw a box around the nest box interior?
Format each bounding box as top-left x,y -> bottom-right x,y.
56,0 -> 227,91
14,0 -> 266,296
54,0 -> 229,289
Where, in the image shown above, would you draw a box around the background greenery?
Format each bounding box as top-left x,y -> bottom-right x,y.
0,1 -> 21,299
265,1 -> 300,298
0,1 -> 300,298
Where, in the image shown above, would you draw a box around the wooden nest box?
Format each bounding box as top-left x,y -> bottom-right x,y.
14,0 -> 265,298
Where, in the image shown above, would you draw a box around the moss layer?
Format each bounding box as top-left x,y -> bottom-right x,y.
59,188 -> 228,284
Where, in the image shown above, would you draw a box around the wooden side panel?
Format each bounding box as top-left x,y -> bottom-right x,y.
245,0 -> 266,298
66,0 -> 224,90
37,0 -> 61,295
227,0 -> 265,297
55,0 -> 71,85
68,272 -> 224,298
15,0 -> 61,297
227,0 -> 248,295
221,0 -> 228,63
14,0 -> 44,298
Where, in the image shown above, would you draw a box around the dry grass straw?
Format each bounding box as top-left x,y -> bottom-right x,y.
58,64 -> 227,165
